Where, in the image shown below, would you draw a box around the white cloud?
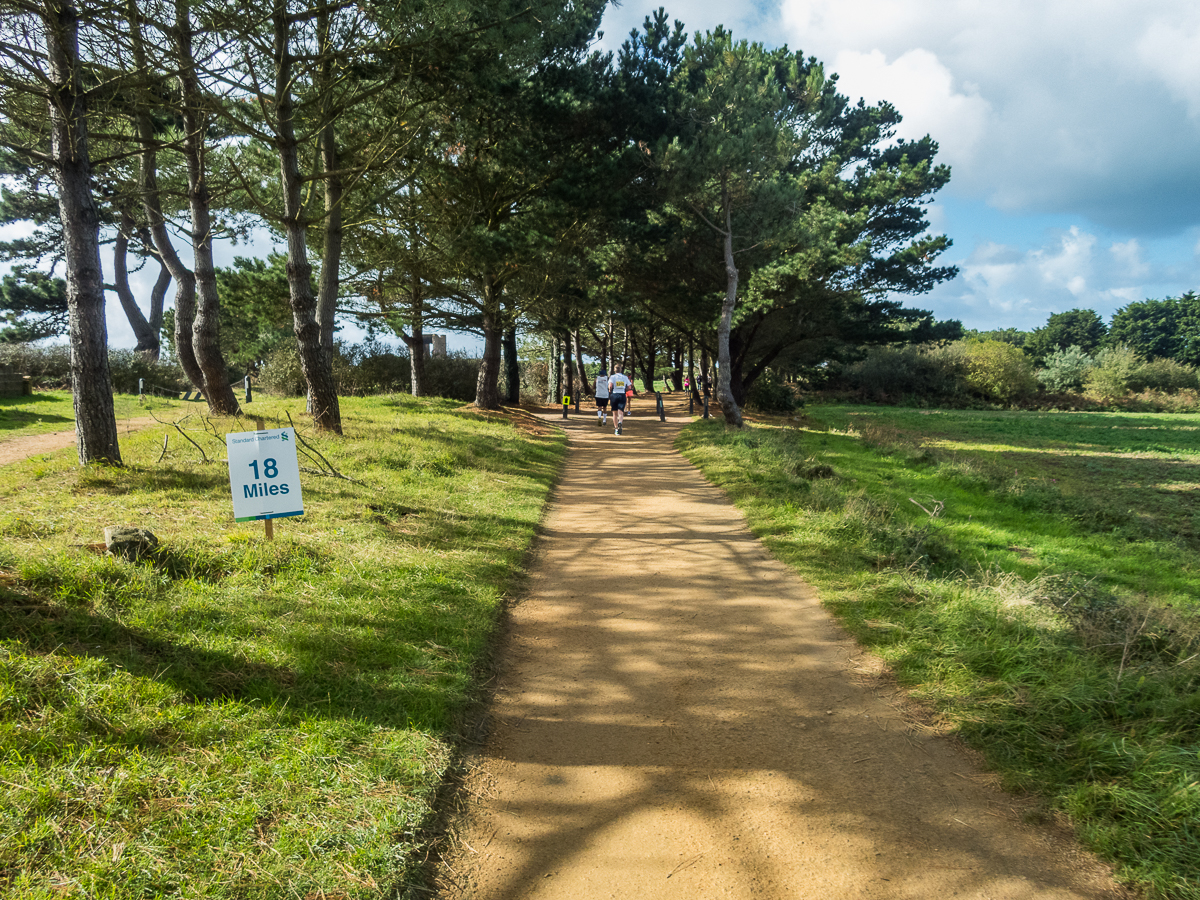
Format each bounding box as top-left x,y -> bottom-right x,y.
1033,227 -> 1095,295
1135,13 -> 1200,117
777,0 -> 1200,232
924,224 -> 1200,329
1109,239 -> 1150,279
829,48 -> 990,168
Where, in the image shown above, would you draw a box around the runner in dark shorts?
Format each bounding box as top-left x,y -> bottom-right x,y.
607,363 -> 631,434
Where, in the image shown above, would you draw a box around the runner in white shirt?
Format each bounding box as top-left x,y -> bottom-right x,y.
607,364 -> 631,435
593,368 -> 609,426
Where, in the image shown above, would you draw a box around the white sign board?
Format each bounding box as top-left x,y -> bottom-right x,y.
225,428 -> 304,522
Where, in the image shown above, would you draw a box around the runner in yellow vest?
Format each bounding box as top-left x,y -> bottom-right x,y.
607,364 -> 631,435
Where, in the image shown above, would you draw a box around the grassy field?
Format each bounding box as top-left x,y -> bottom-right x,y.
0,391 -> 187,439
0,393 -> 565,899
680,405 -> 1200,900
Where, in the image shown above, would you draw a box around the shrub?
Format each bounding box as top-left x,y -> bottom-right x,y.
0,342 -> 70,386
257,344 -> 307,397
106,349 -> 188,395
745,367 -> 797,413
259,340 -> 481,401
957,339 -> 1037,402
1085,345 -> 1142,401
836,345 -> 969,402
1130,357 -> 1198,394
1039,345 -> 1095,392
0,343 -> 186,393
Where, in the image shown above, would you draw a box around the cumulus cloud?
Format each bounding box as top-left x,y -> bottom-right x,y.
829,48 -> 990,167
923,226 -> 1200,330
776,0 -> 1200,234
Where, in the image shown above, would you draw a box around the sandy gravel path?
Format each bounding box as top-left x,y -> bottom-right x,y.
0,416 -> 162,466
438,397 -> 1127,900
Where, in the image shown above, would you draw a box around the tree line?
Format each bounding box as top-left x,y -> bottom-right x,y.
0,1 -> 956,464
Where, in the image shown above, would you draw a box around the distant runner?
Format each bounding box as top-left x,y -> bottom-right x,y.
593,368 -> 609,426
607,364 -> 631,435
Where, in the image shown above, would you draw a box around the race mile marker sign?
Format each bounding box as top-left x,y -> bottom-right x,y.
226,427 -> 304,534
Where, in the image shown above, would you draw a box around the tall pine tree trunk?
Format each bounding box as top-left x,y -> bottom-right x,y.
315,0 -> 341,376
474,307 -> 502,409
46,0 -> 120,465
503,327 -> 520,404
273,6 -> 341,432
130,0 -> 202,391
573,330 -> 586,402
407,281 -> 426,397
716,186 -> 744,427
546,334 -> 560,405
113,210 -> 159,356
177,0 -> 238,415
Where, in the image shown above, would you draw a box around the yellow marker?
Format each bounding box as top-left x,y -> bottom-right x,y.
563,396 -> 570,404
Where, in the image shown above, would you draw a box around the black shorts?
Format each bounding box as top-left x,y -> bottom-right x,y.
595,396 -> 609,409
610,395 -> 626,411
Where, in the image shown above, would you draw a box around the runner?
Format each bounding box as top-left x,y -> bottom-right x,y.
593,368 -> 609,426
607,364 -> 631,435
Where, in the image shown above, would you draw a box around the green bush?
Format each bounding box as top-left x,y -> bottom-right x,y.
745,367 -> 797,413
0,343 -> 71,386
106,349 -> 188,395
957,339 -> 1037,402
257,344 -> 307,397
259,340 -> 481,401
0,343 -> 187,394
1085,345 -> 1142,401
1131,357 -> 1199,394
837,345 -> 969,401
419,351 -> 482,401
1039,345 -> 1095,392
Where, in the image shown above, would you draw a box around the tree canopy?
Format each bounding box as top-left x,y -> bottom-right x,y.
0,0 -> 968,439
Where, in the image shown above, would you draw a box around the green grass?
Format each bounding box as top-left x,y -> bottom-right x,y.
0,394 -> 565,898
0,390 -> 186,437
679,405 -> 1200,900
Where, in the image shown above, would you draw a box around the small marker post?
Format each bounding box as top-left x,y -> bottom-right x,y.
656,392 -> 665,421
703,396 -> 710,419
562,395 -> 570,419
244,375 -> 252,404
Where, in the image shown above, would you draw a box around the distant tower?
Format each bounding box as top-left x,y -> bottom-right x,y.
431,334 -> 447,358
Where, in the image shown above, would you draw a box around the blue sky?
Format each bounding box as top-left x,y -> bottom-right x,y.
597,0 -> 1200,333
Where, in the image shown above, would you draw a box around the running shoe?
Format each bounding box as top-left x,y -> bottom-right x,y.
617,426 -> 622,435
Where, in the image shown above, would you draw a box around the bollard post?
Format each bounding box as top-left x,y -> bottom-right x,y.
138,378 -> 144,400
244,375 -> 252,404
703,396 -> 710,419
562,395 -> 570,419
656,392 -> 665,421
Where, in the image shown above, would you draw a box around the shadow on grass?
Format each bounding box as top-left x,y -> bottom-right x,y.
0,406 -> 74,433
0,578 -> 468,736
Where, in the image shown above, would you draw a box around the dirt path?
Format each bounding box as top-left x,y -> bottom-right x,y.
437,397 -> 1127,900
0,416 -> 162,466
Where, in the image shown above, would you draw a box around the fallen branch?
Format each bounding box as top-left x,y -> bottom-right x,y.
298,465 -> 369,486
286,411 -> 347,479
148,411 -> 208,462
